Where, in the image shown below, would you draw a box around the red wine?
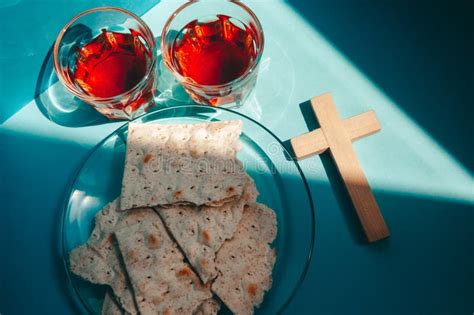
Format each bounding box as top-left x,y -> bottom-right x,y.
172,15 -> 257,86
72,30 -> 151,98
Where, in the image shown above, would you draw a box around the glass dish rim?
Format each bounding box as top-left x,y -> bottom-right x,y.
60,104 -> 315,314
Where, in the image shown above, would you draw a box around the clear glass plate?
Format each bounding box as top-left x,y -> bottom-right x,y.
62,105 -> 315,314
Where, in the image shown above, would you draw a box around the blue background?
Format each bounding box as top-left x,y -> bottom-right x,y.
1,1 -> 472,314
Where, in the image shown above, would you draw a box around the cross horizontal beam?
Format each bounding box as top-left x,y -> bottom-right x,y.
291,110 -> 381,159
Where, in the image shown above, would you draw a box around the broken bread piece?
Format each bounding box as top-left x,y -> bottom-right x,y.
102,290 -> 124,315
69,200 -> 141,314
212,203 -> 277,315
70,201 -> 165,314
115,215 -> 213,315
156,177 -> 258,283
120,120 -> 247,210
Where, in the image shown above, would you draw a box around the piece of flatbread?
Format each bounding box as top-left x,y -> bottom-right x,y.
194,298 -> 221,315
156,177 -> 258,283
69,200 -> 156,314
212,203 -> 277,315
102,290 -> 124,315
115,216 -> 213,315
120,120 -> 247,210
69,200 -> 137,314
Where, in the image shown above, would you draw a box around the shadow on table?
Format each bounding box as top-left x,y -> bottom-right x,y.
289,178 -> 473,314
34,32 -> 192,128
287,0 -> 474,172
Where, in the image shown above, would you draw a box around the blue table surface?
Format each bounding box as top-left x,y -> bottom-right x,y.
1,1 -> 473,314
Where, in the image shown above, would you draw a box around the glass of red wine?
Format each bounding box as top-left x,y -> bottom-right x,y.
161,0 -> 264,108
53,7 -> 157,120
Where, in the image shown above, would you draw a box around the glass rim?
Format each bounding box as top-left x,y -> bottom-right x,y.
53,6 -> 157,102
160,0 -> 265,90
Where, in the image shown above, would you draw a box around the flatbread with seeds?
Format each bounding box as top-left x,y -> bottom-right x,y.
115,216 -> 213,315
120,120 -> 247,210
69,200 -> 157,314
156,177 -> 258,283
211,203 -> 277,315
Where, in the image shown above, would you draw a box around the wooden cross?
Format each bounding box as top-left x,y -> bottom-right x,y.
291,93 -> 389,242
